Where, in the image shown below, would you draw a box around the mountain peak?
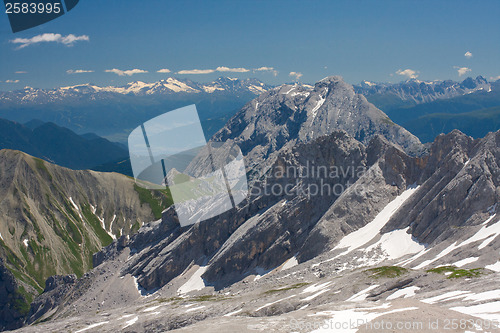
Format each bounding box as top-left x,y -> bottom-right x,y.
317,75 -> 347,87
211,76 -> 423,175
314,75 -> 355,98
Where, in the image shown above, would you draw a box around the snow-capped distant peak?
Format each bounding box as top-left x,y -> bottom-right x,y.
161,77 -> 199,93
0,77 -> 273,104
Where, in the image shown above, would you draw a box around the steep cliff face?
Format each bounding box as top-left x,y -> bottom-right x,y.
383,130 -> 500,244
114,77 -> 422,291
124,131 -> 370,290
0,149 -> 170,329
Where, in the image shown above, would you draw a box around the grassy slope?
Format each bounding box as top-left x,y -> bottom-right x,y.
0,153 -> 173,318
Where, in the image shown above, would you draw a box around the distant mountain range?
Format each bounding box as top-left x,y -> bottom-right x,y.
354,76 -> 493,109
1,75 -> 499,147
354,77 -> 500,142
0,77 -> 271,105
0,118 -> 128,170
1,75 -> 494,109
0,77 -> 272,143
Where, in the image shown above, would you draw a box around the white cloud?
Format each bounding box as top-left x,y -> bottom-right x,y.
5,80 -> 20,83
490,75 -> 500,81
396,69 -> 419,79
175,65 -> 277,75
10,33 -> 89,49
454,66 -> 471,77
15,71 -> 27,74
255,66 -> 274,71
177,69 -> 215,75
289,71 -> 303,80
60,34 -> 89,45
67,69 -> 94,74
157,68 -> 171,73
464,51 -> 473,59
216,66 -> 250,73
254,66 -> 278,76
105,68 -> 148,76
176,67 -> 250,74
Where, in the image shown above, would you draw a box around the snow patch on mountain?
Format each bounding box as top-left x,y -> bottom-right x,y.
333,185 -> 420,256
452,257 -> 479,267
74,321 -> 109,333
346,285 -> 379,302
364,227 -> 425,260
178,265 -> 208,294
486,261 -> 500,272
386,286 -> 420,300
69,197 -> 83,221
413,213 -> 498,269
281,255 -> 299,271
450,302 -> 500,322
309,305 -> 419,333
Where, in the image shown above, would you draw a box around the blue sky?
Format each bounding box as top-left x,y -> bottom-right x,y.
1,0 -> 499,90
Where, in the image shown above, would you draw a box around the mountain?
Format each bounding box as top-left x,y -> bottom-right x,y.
0,150 -> 171,330
193,76 -> 423,179
0,118 -> 128,170
6,76 -> 499,332
0,77 -> 272,143
354,76 -> 492,110
16,130 -> 499,332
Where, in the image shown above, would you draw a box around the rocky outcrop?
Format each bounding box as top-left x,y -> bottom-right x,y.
111,130 -> 412,290
116,76 -> 424,291
25,275 -> 76,325
382,130 -> 499,243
